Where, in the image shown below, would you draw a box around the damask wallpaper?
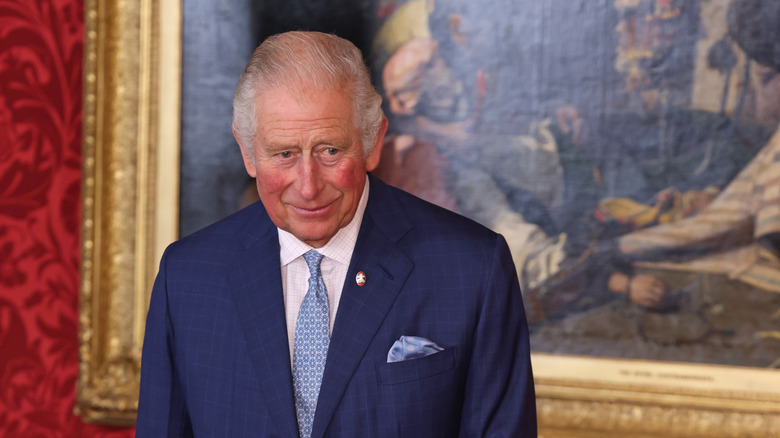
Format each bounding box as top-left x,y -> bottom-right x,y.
0,0 -> 133,435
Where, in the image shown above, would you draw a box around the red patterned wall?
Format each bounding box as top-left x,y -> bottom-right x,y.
0,1 -> 134,436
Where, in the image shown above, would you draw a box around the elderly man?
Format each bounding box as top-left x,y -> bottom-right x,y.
136,31 -> 536,437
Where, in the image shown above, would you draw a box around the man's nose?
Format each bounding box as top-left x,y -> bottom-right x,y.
297,156 -> 320,200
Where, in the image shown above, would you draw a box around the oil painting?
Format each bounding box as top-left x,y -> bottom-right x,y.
369,0 -> 780,368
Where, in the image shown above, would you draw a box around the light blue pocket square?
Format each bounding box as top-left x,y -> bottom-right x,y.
387,336 -> 444,363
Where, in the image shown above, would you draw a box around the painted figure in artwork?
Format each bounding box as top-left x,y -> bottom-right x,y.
370,0 -> 780,325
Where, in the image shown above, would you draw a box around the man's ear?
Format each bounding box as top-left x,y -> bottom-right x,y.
233,124 -> 257,178
365,116 -> 389,172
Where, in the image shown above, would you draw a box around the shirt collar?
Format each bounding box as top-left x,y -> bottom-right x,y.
278,175 -> 370,266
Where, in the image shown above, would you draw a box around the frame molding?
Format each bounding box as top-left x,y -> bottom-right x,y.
77,0 -> 180,425
533,353 -> 780,437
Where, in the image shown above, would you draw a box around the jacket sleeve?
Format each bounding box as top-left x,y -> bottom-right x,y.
458,234 -> 537,437
136,247 -> 194,437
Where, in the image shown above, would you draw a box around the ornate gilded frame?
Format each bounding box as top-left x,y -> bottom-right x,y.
533,352 -> 780,437
75,0 -> 780,434
77,0 -> 181,425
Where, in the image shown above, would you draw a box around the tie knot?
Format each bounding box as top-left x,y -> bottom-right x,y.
302,250 -> 324,276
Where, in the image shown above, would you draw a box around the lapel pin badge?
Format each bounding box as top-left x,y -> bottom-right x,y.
356,271 -> 366,286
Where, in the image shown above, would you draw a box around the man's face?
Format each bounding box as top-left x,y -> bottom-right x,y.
615,13 -> 671,92
383,38 -> 438,115
238,85 -> 385,248
614,2 -> 691,98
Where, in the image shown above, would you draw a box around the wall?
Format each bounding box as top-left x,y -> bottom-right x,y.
0,0 -> 134,435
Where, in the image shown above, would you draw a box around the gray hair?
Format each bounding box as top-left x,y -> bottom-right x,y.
232,31 -> 384,161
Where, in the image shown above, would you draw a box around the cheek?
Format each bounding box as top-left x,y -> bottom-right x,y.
256,169 -> 291,197
329,161 -> 366,191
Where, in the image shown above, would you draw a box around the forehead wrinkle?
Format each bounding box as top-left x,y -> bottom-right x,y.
254,84 -> 360,151
259,119 -> 352,149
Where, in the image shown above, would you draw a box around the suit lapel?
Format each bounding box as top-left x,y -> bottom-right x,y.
312,175 -> 414,436
227,205 -> 299,437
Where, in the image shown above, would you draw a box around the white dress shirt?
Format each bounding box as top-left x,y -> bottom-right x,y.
278,176 -> 369,365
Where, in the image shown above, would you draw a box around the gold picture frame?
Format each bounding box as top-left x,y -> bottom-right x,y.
76,0 -> 780,435
77,0 -> 181,425
533,351 -> 780,437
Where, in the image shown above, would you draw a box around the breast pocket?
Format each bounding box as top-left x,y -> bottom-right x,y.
376,347 -> 458,385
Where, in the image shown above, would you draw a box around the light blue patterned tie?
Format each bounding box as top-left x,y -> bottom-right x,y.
293,250 -> 330,438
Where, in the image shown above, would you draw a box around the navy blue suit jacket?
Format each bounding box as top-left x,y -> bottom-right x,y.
136,174 -> 536,437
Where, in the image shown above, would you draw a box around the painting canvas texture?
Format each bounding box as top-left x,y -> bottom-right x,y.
368,0 -> 780,368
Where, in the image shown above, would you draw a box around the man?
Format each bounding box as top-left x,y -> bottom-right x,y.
136,31 -> 536,437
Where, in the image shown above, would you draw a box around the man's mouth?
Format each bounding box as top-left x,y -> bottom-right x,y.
289,201 -> 335,217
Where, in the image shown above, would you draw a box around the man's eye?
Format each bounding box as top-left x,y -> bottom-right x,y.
278,151 -> 292,159
325,148 -> 339,155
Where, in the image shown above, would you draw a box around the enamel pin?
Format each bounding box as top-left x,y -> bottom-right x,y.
356,271 -> 366,286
